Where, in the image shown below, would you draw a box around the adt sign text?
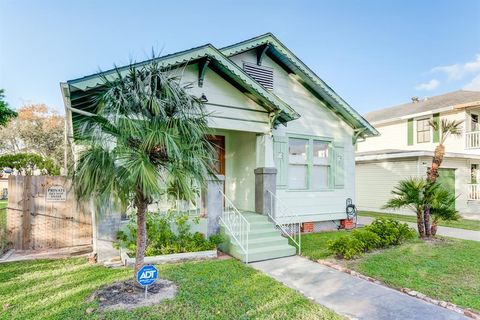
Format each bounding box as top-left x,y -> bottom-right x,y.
136,265 -> 158,287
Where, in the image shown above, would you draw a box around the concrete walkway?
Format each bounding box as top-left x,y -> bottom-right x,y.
251,256 -> 468,320
358,216 -> 480,241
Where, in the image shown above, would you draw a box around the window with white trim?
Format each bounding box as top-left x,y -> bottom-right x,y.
417,118 -> 431,143
312,141 -> 329,189
288,138 -> 308,189
287,136 -> 331,190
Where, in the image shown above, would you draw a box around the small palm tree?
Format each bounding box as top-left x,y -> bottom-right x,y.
423,118 -> 463,236
383,178 -> 428,238
384,178 -> 458,238
73,61 -> 215,281
429,187 -> 459,236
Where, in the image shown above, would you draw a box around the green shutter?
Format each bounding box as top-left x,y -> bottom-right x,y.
273,136 -> 288,188
407,118 -> 414,145
432,113 -> 440,143
334,146 -> 344,188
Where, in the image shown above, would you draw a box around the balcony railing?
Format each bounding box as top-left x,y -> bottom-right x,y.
466,131 -> 480,149
468,184 -> 480,200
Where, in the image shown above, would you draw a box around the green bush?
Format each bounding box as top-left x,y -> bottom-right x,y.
365,218 -> 416,247
116,211 -> 223,256
352,229 -> 381,252
327,236 -> 363,260
328,218 -> 416,260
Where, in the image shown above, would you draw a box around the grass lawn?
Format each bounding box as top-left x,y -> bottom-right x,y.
0,258 -> 340,320
359,210 -> 480,231
301,231 -> 480,311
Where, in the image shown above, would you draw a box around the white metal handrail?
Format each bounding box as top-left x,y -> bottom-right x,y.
219,190 -> 250,263
468,184 -> 480,200
266,190 -> 301,255
466,131 -> 480,149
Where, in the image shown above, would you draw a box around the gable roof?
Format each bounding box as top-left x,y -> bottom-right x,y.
62,33 -> 377,137
221,33 -> 378,137
364,90 -> 480,124
65,44 -> 299,126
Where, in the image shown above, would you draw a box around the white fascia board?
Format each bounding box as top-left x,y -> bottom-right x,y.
356,150 -> 480,162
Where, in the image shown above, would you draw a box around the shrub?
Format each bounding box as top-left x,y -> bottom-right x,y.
116,211 -> 223,256
352,229 -> 381,252
365,218 -> 416,247
327,236 -> 364,260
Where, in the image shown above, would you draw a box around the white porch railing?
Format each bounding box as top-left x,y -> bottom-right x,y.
267,190 -> 301,255
465,131 -> 480,149
219,190 -> 250,263
468,184 -> 480,200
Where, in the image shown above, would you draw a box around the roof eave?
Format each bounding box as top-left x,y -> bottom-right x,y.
221,33 -> 378,136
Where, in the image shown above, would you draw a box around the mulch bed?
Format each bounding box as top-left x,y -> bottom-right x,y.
88,279 -> 177,312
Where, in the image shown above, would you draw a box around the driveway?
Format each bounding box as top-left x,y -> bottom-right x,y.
251,256 -> 468,320
358,216 -> 480,241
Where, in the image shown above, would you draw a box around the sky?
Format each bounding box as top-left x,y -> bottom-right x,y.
1,0 -> 479,115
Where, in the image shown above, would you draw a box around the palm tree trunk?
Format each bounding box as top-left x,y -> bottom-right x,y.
431,216 -> 439,236
416,209 -> 426,238
134,191 -> 148,284
425,144 -> 445,237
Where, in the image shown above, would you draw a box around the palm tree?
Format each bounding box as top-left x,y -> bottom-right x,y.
383,178 -> 428,238
423,119 -> 463,236
384,178 -> 458,238
73,61 -> 216,281
429,186 -> 459,236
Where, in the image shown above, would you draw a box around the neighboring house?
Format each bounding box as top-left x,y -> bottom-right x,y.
356,90 -> 480,220
61,33 -> 377,262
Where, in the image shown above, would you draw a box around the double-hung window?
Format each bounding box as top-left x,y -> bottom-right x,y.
287,136 -> 331,190
312,141 -> 329,189
288,138 -> 308,189
417,118 -> 431,143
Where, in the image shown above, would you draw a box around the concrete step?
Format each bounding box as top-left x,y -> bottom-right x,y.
229,243 -> 296,262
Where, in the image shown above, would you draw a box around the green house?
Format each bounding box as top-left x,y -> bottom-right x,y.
61,33 -> 377,263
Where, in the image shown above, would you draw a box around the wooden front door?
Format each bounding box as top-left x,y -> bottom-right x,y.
208,135 -> 225,175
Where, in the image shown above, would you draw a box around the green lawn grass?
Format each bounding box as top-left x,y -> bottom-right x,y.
300,231 -> 480,311
0,258 -> 340,320
359,211 -> 480,231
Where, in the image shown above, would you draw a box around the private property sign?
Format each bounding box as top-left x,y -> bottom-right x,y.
46,185 -> 66,202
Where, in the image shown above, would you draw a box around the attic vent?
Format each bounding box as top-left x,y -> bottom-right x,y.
243,62 -> 274,90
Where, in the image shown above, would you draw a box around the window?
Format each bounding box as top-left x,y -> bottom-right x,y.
288,138 -> 308,189
287,137 -> 331,190
471,164 -> 479,184
471,114 -> 479,132
312,141 -> 329,189
417,118 -> 431,143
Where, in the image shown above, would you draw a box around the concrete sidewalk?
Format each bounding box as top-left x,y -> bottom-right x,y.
251,256 -> 468,320
358,216 -> 479,241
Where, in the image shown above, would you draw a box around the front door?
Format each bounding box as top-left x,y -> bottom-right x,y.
208,135 -> 225,175
200,135 -> 225,216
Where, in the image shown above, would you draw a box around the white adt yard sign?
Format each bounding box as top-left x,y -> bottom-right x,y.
137,265 -> 158,299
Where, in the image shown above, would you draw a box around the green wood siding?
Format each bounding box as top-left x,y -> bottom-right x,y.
432,113 -> 440,143
407,118 -> 414,145
334,146 -> 345,188
273,136 -> 288,188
